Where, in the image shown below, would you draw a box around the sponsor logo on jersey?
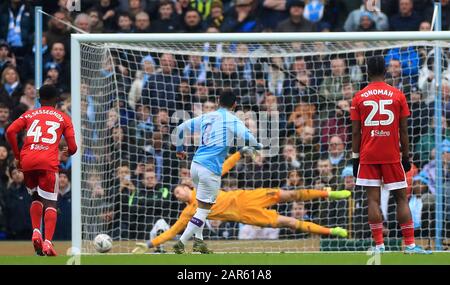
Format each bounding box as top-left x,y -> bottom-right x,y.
30,144 -> 50,151
370,130 -> 391,137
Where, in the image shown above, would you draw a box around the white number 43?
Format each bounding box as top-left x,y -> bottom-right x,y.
27,120 -> 60,144
363,100 -> 394,127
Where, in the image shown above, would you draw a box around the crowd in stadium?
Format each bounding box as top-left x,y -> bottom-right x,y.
0,0 -> 449,243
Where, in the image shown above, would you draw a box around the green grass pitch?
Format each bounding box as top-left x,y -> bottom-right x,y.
0,252 -> 449,265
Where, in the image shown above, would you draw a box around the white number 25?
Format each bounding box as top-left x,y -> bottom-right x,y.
363,100 -> 394,127
27,120 -> 60,144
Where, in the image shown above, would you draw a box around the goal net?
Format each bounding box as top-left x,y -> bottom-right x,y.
73,35 -> 448,253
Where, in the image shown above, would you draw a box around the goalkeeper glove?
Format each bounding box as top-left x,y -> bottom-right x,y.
352,153 -> 360,178
402,157 -> 411,173
239,146 -> 256,156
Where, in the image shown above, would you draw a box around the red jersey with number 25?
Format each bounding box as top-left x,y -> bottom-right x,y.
6,106 -> 77,172
350,82 -> 410,165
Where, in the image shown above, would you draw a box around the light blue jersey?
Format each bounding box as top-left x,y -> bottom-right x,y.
175,108 -> 261,176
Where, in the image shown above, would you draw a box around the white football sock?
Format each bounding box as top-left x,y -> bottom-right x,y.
180,208 -> 210,244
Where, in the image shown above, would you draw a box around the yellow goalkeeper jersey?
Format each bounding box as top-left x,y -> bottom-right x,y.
151,188 -> 281,247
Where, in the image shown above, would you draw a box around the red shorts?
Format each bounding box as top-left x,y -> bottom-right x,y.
23,170 -> 59,201
356,163 -> 407,191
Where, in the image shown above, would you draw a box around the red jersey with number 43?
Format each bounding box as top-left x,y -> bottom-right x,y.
6,106 -> 77,172
350,82 -> 410,164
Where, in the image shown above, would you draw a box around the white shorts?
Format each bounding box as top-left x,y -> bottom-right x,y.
190,161 -> 221,204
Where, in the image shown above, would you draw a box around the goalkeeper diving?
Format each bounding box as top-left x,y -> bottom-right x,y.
132,149 -> 351,254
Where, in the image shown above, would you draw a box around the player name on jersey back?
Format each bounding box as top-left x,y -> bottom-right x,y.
359,88 -> 394,98
22,109 -> 65,122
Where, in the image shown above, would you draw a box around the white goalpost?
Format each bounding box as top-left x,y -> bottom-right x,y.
71,32 -> 448,254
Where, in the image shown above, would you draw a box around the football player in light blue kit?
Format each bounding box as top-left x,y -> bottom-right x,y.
174,90 -> 262,253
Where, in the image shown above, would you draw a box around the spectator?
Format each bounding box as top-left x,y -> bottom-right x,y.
175,78 -> 197,114
4,167 -> 31,240
295,125 -> 320,186
0,66 -> 22,110
152,0 -> 179,33
183,54 -> 208,85
181,9 -> 205,32
341,80 -> 356,102
418,52 -> 450,105
175,0 -> 191,17
0,103 -> 10,144
187,0 -> 219,20
287,102 -> 316,138
212,57 -> 246,96
135,104 -> 154,142
271,143 -> 302,187
237,151 -> 272,188
0,0 -> 33,59
59,140 -> 72,171
320,99 -> 351,150
87,8 -> 105,33
0,41 -> 16,75
412,141 -> 450,236
314,159 -> 346,228
276,0 -> 316,32
414,116 -> 449,167
326,135 -> 348,177
385,46 -> 420,81
44,42 -> 70,90
126,0 -> 145,18
44,63 -> 67,93
192,82 -> 211,103
206,0 -> 225,29
261,93 -> 287,132
134,170 -> 172,238
46,10 -> 72,53
390,0 -> 422,31
419,20 -> 431,31
259,0 -> 289,30
134,11 -> 152,33
112,164 -> 138,239
55,170 -> 71,240
153,109 -> 171,135
279,201 -> 311,239
343,0 -> 389,31
385,58 -> 412,96
221,0 -> 262,33
341,165 -> 370,239
94,0 -> 119,31
235,43 -> 253,85
357,11 -> 377,31
266,56 -> 287,97
313,158 -> 338,190
150,53 -> 180,112
0,144 -> 10,190
319,57 -> 353,106
348,45 -> 367,85
19,80 -> 36,111
74,13 -> 91,33
144,131 -> 178,186
283,56 -> 318,112
408,85 -> 430,145
116,12 -> 135,33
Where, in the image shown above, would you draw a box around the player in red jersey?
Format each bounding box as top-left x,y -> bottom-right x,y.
6,85 -> 77,256
351,56 -> 430,254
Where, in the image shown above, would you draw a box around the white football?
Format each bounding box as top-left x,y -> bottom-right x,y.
94,234 -> 113,253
